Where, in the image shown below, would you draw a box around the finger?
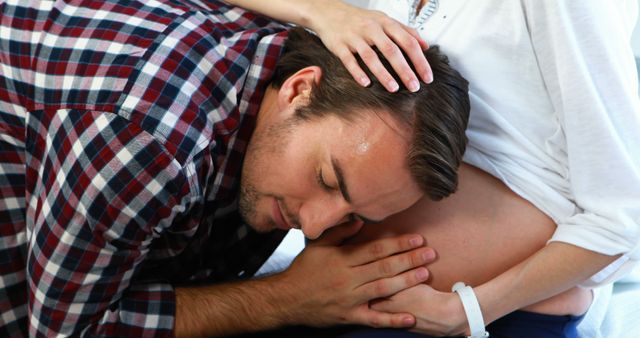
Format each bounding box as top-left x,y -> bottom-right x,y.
406,26 -> 429,51
351,306 -> 416,329
369,297 -> 394,313
311,219 -> 364,246
360,247 -> 434,281
353,39 -> 400,92
359,267 -> 430,300
334,46 -> 372,88
382,23 -> 433,84
368,32 -> 421,92
345,234 -> 426,266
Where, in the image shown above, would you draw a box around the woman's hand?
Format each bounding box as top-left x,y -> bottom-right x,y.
371,284 -> 470,336
307,0 -> 432,92
226,0 -> 432,92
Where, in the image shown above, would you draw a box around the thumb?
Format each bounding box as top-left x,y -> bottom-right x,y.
312,219 -> 364,246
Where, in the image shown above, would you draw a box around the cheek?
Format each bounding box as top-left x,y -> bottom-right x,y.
275,144 -> 316,192
248,135 -> 317,196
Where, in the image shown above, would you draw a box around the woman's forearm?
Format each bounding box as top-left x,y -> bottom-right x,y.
224,0 -> 320,28
223,0 -> 359,35
475,242 -> 619,324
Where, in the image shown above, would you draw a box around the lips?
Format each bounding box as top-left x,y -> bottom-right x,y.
272,198 -> 292,230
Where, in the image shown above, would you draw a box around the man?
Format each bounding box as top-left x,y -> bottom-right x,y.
0,0 -> 470,336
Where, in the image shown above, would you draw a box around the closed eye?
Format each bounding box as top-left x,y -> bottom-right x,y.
350,213 -> 382,225
317,168 -> 333,192
318,169 -> 382,225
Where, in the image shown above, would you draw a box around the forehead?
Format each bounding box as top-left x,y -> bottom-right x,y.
322,111 -> 421,217
329,109 -> 409,150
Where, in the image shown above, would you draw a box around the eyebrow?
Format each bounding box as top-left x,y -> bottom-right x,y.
331,157 -> 383,224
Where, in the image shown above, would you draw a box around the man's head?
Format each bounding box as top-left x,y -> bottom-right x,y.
240,28 -> 469,239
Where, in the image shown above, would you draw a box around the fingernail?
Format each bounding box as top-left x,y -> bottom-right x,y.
409,79 -> 420,92
421,250 -> 435,261
388,80 -> 400,92
360,76 -> 371,87
409,236 -> 423,246
403,316 -> 415,326
424,72 -> 433,84
416,268 -> 428,280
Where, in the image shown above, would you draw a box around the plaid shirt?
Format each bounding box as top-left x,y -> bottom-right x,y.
0,0 -> 289,336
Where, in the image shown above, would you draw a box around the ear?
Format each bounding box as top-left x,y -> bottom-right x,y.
276,66 -> 322,110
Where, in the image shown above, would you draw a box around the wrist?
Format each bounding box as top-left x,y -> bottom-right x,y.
442,289 -> 471,336
302,0 -> 346,34
294,1 -> 316,29
266,270 -> 309,326
451,283 -> 489,338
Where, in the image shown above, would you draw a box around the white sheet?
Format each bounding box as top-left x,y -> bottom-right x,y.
579,279 -> 640,338
255,229 -> 305,277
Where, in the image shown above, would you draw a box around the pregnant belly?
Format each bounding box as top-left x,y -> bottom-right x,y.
349,163 -> 591,315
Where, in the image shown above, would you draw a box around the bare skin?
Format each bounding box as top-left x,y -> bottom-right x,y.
350,163 -> 593,316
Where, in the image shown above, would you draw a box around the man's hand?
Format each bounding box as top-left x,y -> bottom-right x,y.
276,221 -> 436,328
175,222 -> 435,337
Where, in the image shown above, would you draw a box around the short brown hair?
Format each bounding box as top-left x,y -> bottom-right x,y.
271,28 -> 470,200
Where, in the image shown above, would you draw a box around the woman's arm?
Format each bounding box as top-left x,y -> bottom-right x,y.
224,0 -> 432,92
372,244 -> 616,336
475,244 -> 618,322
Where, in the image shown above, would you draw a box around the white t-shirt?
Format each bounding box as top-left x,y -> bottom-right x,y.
360,0 -> 640,285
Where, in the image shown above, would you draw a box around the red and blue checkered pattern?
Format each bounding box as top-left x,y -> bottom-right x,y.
0,0 -> 288,336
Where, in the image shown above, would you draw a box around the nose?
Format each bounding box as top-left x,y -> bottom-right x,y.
298,198 -> 351,240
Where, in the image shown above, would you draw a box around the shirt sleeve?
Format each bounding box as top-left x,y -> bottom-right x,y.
26,109 -> 195,337
523,0 -> 640,285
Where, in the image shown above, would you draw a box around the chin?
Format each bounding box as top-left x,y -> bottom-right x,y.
242,213 -> 276,234
248,223 -> 272,233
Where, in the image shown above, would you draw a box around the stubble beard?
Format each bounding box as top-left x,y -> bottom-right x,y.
238,181 -> 275,233
238,116 -> 299,233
